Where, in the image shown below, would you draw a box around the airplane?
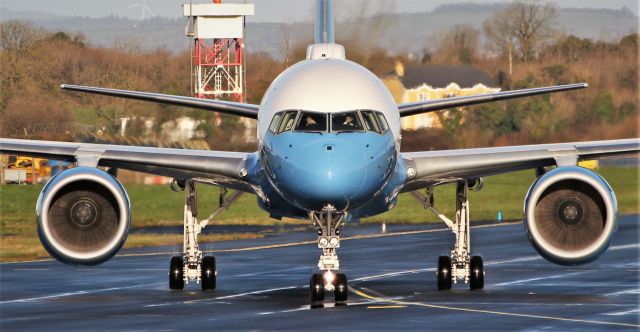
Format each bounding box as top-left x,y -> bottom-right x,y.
1,0 -> 638,305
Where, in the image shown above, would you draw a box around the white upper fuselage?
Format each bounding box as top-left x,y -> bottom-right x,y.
256,45 -> 401,145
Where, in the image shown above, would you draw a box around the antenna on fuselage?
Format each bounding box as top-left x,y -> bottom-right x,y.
308,0 -> 344,60
315,0 -> 334,44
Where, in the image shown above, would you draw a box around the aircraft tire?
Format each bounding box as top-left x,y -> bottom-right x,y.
469,256 -> 484,290
310,273 -> 325,302
334,273 -> 348,303
201,256 -> 216,291
437,255 -> 452,290
169,256 -> 184,290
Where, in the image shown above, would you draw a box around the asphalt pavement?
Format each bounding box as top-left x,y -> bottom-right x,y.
1,215 -> 638,331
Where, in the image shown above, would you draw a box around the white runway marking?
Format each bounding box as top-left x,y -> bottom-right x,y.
606,308 -> 640,316
172,286 -> 301,306
604,288 -> 640,296
0,283 -> 162,304
494,272 -> 584,286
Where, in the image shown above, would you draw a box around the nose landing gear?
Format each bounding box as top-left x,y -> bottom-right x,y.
309,205 -> 349,306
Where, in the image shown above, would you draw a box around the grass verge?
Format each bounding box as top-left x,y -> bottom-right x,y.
1,167 -> 637,262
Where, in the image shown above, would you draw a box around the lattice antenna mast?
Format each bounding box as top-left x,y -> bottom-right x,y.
183,1 -> 254,124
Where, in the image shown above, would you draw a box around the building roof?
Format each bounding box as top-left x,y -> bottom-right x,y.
395,64 -> 497,89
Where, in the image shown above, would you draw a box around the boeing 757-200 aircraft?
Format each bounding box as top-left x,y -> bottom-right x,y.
1,0 -> 638,305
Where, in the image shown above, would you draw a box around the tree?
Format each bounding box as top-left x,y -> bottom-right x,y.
434,24 -> 480,64
483,9 -> 516,75
483,1 -> 557,66
0,21 -> 40,56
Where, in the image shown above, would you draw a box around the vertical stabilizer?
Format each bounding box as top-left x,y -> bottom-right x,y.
315,0 -> 334,44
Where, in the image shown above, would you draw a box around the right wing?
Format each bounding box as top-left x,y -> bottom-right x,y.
401,138 -> 639,192
61,84 -> 259,119
0,138 -> 261,194
398,83 -> 587,117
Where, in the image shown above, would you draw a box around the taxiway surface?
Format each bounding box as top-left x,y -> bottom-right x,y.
1,215 -> 639,331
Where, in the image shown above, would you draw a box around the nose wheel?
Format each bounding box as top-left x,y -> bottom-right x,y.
309,272 -> 349,305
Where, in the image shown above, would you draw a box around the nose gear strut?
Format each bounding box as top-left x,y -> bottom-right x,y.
309,204 -> 349,304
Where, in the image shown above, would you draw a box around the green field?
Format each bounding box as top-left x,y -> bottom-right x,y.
1,167 -> 638,261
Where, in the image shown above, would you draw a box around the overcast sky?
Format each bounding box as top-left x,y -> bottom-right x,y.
1,0 -> 638,22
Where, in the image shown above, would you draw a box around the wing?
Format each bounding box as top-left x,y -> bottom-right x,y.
398,83 -> 586,117
60,84 -> 259,119
0,138 -> 260,193
401,138 -> 640,192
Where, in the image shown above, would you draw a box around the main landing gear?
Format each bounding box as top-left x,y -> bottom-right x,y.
308,205 -> 349,305
169,180 -> 242,291
413,181 -> 484,290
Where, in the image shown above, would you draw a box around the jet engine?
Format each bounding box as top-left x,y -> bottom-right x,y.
36,167 -> 131,265
524,166 -> 618,265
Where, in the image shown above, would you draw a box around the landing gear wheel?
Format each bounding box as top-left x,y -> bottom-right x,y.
437,255 -> 452,290
169,256 -> 184,290
334,273 -> 348,303
469,255 -> 484,290
310,273 -> 325,303
201,256 -> 216,291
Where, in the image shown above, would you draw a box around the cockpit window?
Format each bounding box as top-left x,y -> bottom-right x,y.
377,113 -> 389,132
295,112 -> 327,132
276,111 -> 298,134
360,111 -> 381,134
268,113 -> 283,133
331,112 -> 364,132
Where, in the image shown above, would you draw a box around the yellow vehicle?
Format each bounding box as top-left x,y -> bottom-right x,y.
579,160 -> 599,170
2,155 -> 51,184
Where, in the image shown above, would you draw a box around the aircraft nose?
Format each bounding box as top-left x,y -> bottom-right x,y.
289,139 -> 369,210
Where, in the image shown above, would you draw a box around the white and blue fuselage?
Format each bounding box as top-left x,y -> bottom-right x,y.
246,46 -> 407,220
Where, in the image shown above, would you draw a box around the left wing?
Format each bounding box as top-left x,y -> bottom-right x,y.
0,138 -> 259,193
401,138 -> 639,192
61,84 -> 260,119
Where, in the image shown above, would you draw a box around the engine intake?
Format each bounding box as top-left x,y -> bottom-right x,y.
524,166 -> 618,265
36,167 -> 131,265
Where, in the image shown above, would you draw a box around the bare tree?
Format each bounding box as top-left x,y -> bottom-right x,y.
0,21 -> 41,56
434,24 -> 480,64
483,10 -> 516,75
483,0 -> 558,66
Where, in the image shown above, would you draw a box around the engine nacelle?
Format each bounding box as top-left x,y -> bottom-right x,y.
524,166 -> 618,265
36,167 -> 131,265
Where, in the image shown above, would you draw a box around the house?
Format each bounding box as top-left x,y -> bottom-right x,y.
382,62 -> 501,129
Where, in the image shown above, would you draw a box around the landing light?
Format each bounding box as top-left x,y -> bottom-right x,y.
323,270 -> 335,284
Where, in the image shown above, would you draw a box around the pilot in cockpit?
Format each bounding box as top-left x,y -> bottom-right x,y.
303,114 -> 321,130
342,115 -> 355,127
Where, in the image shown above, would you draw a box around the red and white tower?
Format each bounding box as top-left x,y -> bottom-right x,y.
183,1 -> 254,124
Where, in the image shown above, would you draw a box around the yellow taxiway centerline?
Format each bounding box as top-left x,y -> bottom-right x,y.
350,286 -> 640,328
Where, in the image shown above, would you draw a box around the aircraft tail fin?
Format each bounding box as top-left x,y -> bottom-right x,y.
315,0 -> 334,44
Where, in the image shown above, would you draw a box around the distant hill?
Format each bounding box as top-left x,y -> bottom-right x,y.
1,4 -> 637,58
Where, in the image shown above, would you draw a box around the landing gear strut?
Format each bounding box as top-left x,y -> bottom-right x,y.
309,205 -> 348,304
169,179 -> 242,291
413,181 -> 484,290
